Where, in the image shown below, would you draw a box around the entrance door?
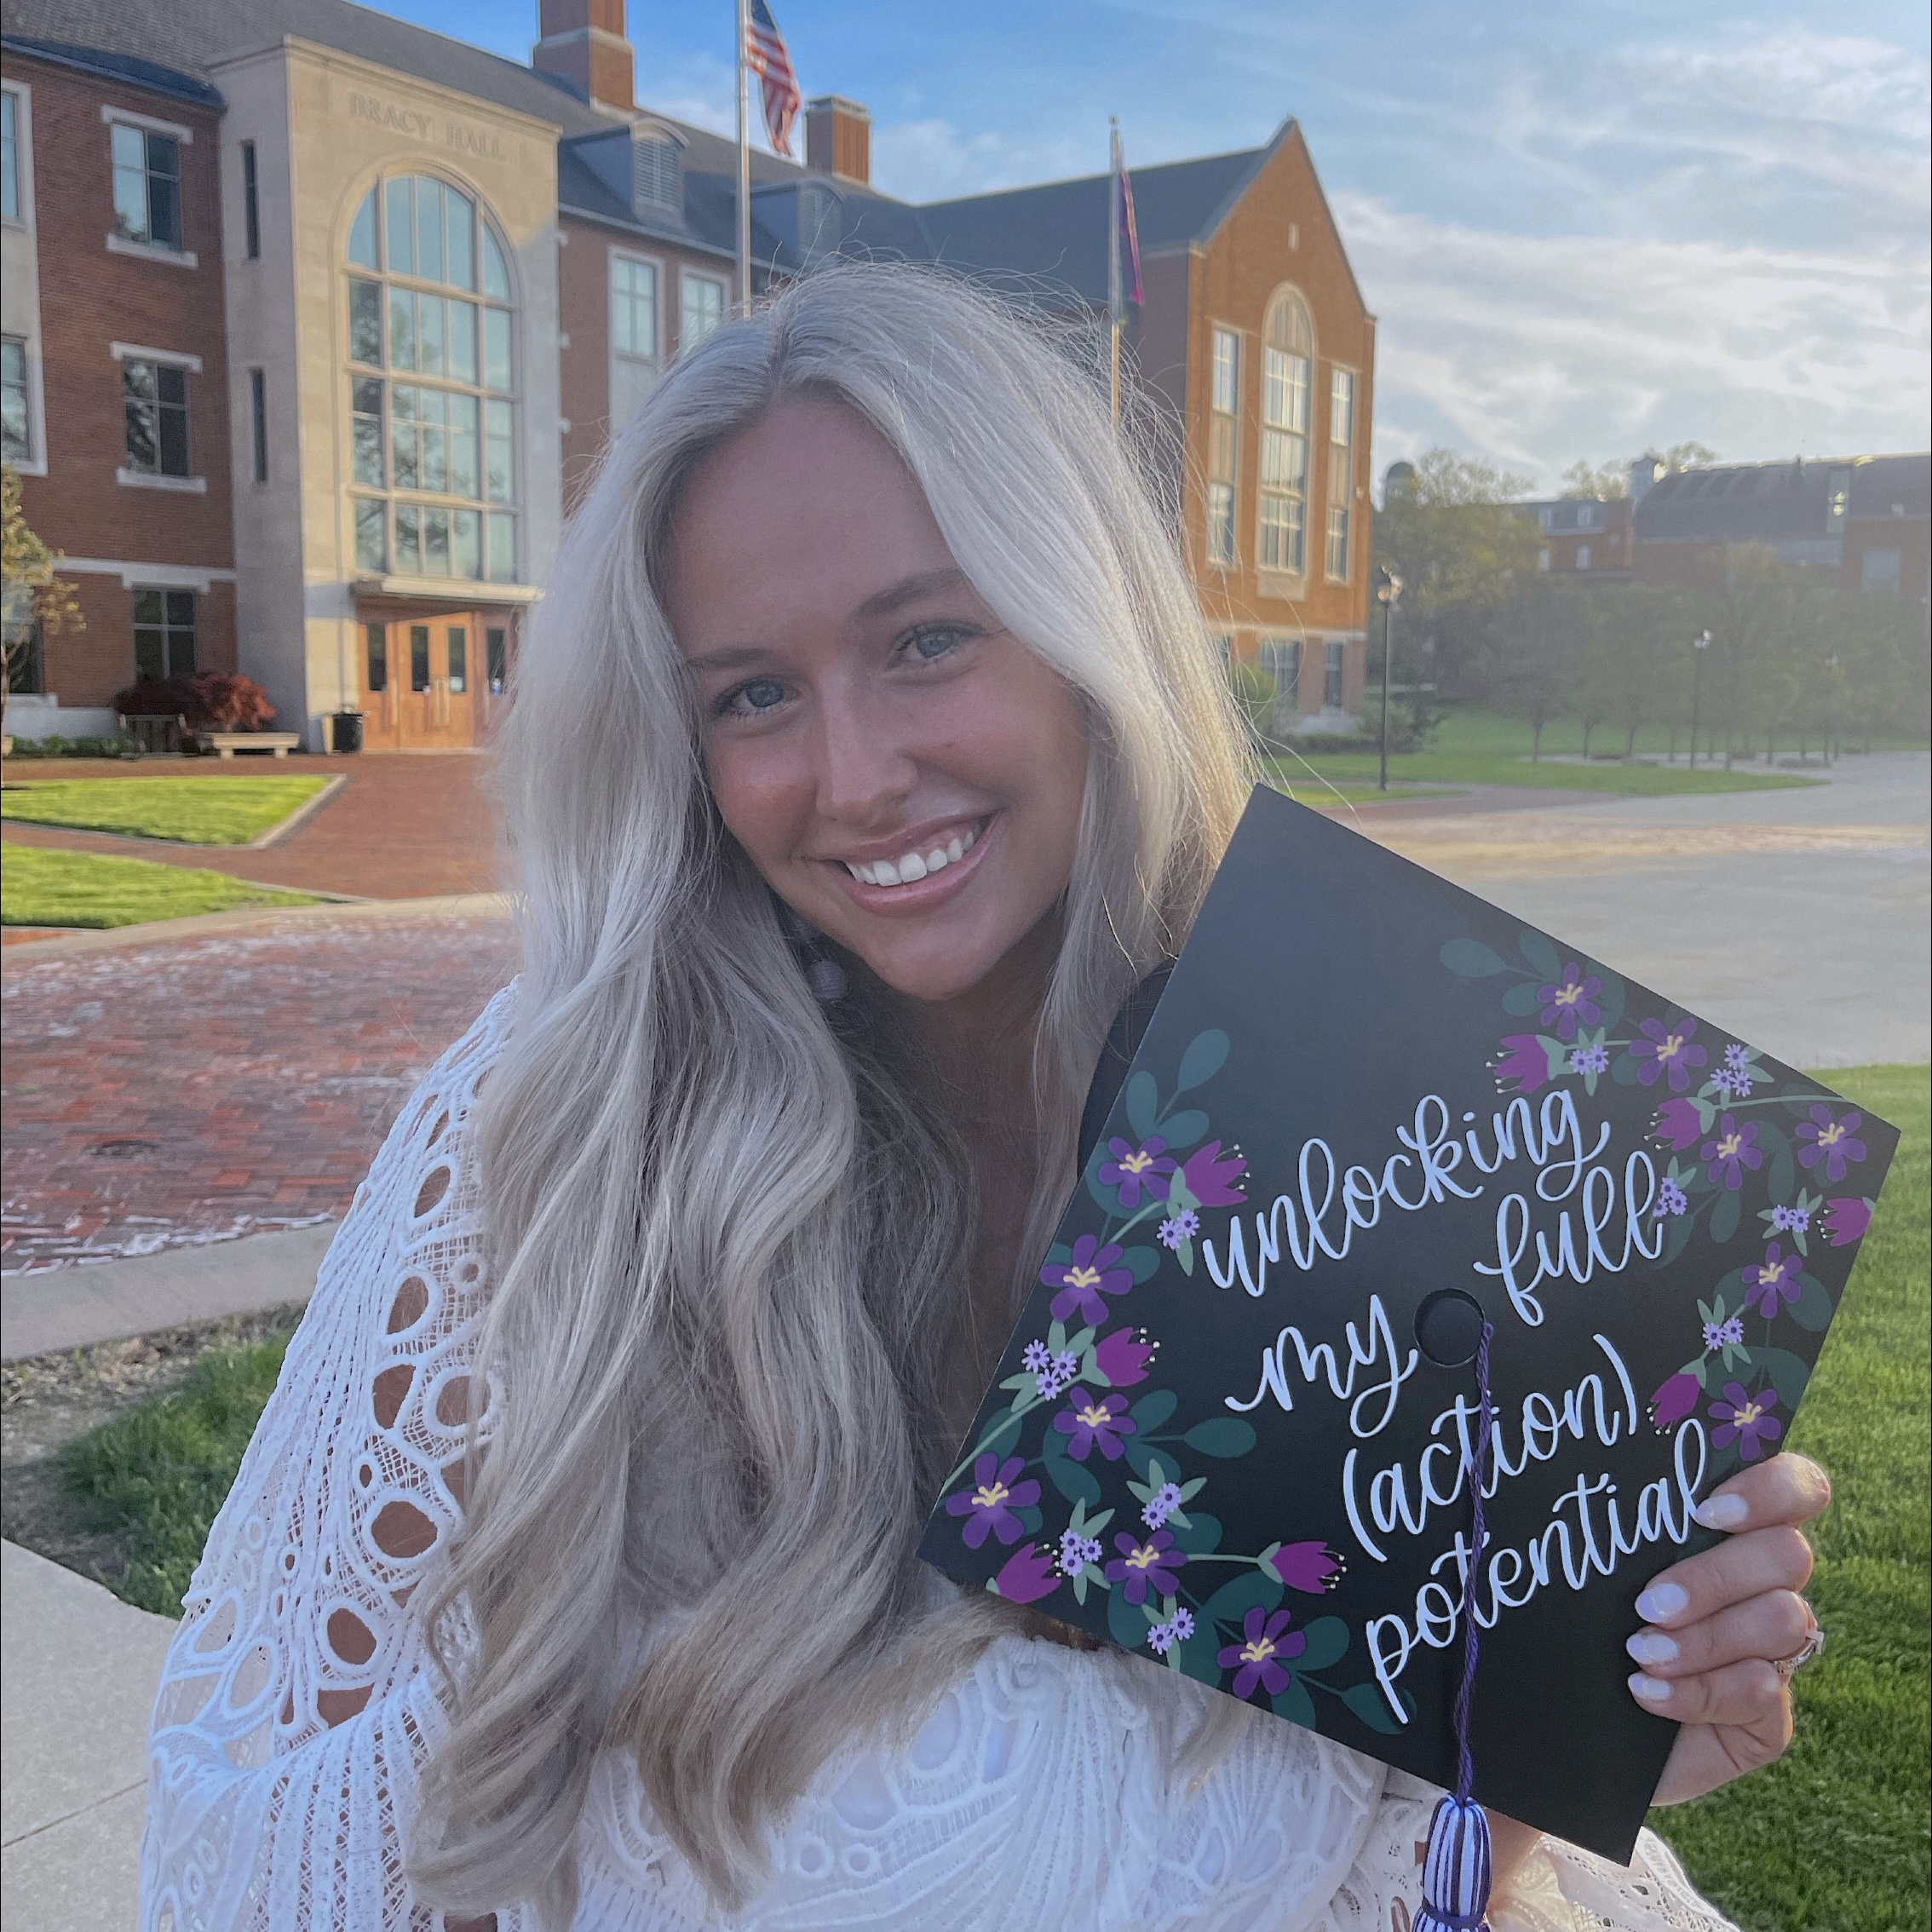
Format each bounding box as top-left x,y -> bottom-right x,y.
361,618 -> 478,748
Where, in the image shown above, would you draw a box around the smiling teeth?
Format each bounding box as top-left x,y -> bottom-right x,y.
845,822 -> 981,887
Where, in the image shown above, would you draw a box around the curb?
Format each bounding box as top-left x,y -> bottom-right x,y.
248,771 -> 349,848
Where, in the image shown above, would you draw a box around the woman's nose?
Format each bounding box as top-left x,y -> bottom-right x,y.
813,686 -> 919,825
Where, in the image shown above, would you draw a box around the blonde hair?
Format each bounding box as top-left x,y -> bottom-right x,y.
409,262 -> 1254,1923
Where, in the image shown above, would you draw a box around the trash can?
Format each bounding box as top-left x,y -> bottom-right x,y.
330,710 -> 365,753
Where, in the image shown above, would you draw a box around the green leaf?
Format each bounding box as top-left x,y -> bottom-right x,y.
1122,1245 -> 1159,1285
1788,1274 -> 1834,1333
1343,1681 -> 1414,1734
1518,929 -> 1562,980
1155,1108 -> 1210,1147
1176,1029 -> 1231,1092
1664,1211 -> 1694,1265
1540,1036 -> 1572,1078
1124,1070 -> 1159,1138
1594,969 -> 1627,1032
1756,1347 -> 1813,1412
1271,1677 -> 1318,1729
1202,1569 -> 1284,1625
1175,1237 -> 1194,1276
1108,1578 -> 1152,1651
1294,1614 -> 1349,1673
1169,1509 -> 1222,1555
1041,1427 -> 1101,1507
1130,1389 -> 1178,1432
1710,1187 -> 1741,1244
1768,1143 -> 1796,1204
1182,1417 -> 1256,1458
1440,937 -> 1508,978
1502,981 -> 1541,1017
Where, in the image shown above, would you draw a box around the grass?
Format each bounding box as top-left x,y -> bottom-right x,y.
1647,1065 -> 1929,1932
0,845 -> 321,928
0,774 -> 331,845
1268,779 -> 1465,807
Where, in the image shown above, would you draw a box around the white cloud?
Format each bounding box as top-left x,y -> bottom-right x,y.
870,119 -> 1087,201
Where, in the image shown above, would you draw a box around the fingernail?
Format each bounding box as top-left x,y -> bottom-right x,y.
1635,1583 -> 1689,1624
1627,1630 -> 1680,1665
1693,1493 -> 1749,1530
1629,1672 -> 1673,1704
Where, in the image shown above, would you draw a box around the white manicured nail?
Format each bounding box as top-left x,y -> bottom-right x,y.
1627,1630 -> 1679,1665
1635,1583 -> 1688,1623
1693,1492 -> 1749,1530
1629,1673 -> 1673,1704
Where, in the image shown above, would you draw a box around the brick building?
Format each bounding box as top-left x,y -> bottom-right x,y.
1511,494 -> 1633,580
3,0 -> 1376,746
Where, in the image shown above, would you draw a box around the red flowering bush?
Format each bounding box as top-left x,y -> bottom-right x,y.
113,672 -> 277,731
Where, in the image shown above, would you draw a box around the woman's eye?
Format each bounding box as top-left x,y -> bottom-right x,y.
900,624 -> 975,664
717,677 -> 788,718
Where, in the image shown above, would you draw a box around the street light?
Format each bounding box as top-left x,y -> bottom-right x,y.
1376,566 -> 1403,792
1825,651 -> 1840,766
1688,629 -> 1711,766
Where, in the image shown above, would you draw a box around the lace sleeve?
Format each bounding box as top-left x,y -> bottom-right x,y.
140,989 -> 522,1932
1310,1772 -> 1742,1932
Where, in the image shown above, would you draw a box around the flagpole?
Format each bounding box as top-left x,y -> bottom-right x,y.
736,0 -> 752,318
1107,118 -> 1122,423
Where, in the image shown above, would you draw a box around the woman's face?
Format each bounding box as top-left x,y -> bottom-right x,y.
665,397 -> 1090,1007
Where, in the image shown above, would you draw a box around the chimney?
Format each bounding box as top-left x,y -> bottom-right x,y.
1629,454 -> 1665,503
806,95 -> 871,186
533,0 -> 634,113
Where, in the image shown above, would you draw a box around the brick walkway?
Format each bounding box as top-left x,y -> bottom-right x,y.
0,754 -> 500,900
2,906 -> 518,1274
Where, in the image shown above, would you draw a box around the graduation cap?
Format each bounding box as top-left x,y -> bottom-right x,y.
918,785 -> 1898,1877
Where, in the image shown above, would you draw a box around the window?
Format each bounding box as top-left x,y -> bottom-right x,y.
1323,638 -> 1344,710
681,271 -> 727,354
343,175 -> 517,583
1260,635 -> 1301,709
1576,544 -> 1592,572
1537,507 -> 1554,532
1207,325 -> 1239,567
633,129 -> 681,210
2,90 -> 19,223
1538,546 -> 1551,572
124,359 -> 191,476
410,624 -> 431,692
133,589 -> 196,680
241,140 -> 260,259
250,368 -> 267,482
365,623 -> 388,693
1577,502 -> 1601,531
446,624 -> 468,693
3,617 -> 43,695
1325,368 -> 1354,582
1258,289 -> 1313,575
486,624 -> 509,694
2,336 -> 29,464
112,122 -> 181,250
612,253 -> 659,427
1861,548 -> 1901,595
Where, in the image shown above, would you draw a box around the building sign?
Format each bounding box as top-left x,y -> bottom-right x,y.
347,92 -> 503,163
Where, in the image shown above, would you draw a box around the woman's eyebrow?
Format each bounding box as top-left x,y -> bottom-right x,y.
681,642 -> 776,674
848,567 -> 969,623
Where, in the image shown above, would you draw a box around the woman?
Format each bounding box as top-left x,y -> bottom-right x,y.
141,267 -> 1826,1932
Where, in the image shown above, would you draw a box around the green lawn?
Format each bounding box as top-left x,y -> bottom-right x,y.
1267,779 -> 1465,807
0,775 -> 331,845
0,846 -> 320,928
1647,1065 -> 1929,1932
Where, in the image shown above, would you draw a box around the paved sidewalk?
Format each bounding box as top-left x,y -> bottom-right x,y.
1,1540 -> 174,1932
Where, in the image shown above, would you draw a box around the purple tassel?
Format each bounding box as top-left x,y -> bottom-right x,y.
1417,1792 -> 1492,1932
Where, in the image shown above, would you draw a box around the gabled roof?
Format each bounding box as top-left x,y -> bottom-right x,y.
1,34 -> 222,108
1635,454 -> 1931,545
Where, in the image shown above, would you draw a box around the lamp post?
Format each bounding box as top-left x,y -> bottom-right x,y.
1376,566 -> 1403,792
1825,650 -> 1839,766
1688,629 -> 1711,766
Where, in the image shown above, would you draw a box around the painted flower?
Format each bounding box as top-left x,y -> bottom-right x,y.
1653,1176 -> 1689,1219
1537,962 -> 1603,1039
1822,1197 -> 1872,1248
1703,1314 -> 1747,1351
1709,1382 -> 1783,1461
1797,1106 -> 1867,1184
1217,1606 -> 1308,1700
1042,1233 -> 1134,1326
1744,1243 -> 1802,1318
1182,1141 -> 1249,1207
945,1453 -> 1041,1549
1021,1339 -> 1053,1375
1711,1065 -> 1756,1102
1158,1209 -> 1200,1250
1630,1015 -> 1708,1092
1054,1387 -> 1136,1463
1654,1097 -> 1706,1152
1149,1604 -> 1199,1655
1650,1371 -> 1702,1430
1106,1528 -> 1186,1605
1493,1034 -> 1551,1096
1057,1528 -> 1105,1577
1141,1481 -> 1184,1529
1771,1203 -> 1811,1235
1701,1114 -> 1763,1192
1099,1135 -> 1177,1209
1035,1348 -> 1080,1400
1569,1041 -> 1612,1077
1094,1326 -> 1159,1388
1722,1042 -> 1753,1075
993,1543 -> 1061,1604
1270,1540 -> 1346,1593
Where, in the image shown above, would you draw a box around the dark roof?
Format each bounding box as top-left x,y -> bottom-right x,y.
1635,454 -> 1931,545
1,34 -> 222,108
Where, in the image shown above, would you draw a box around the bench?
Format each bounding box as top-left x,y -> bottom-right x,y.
194,732 -> 302,760
123,713 -> 187,756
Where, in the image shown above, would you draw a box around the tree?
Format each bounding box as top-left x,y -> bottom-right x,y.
2,467 -> 84,725
1561,459 -> 1630,500
1479,579 -> 1587,758
1579,586 -> 1693,757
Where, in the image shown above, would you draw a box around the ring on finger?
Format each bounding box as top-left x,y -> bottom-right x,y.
1773,1603 -> 1825,1681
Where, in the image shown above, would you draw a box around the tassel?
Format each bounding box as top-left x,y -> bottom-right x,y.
1417,1792 -> 1492,1932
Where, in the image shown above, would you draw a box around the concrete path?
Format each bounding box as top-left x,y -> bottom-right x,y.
1,1540 -> 174,1932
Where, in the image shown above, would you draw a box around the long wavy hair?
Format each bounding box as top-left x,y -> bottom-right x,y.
408,262 -> 1255,1923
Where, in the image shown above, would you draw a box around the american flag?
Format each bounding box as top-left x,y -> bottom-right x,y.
745,0 -> 802,157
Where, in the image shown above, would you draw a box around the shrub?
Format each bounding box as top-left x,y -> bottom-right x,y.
113,672 -> 276,732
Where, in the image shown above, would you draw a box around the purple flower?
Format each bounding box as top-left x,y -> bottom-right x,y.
1217,1606 -> 1308,1700
1797,1106 -> 1867,1184
1105,1528 -> 1186,1605
1098,1135 -> 1176,1209
1654,1097 -> 1706,1152
1270,1540 -> 1346,1594
993,1543 -> 1061,1604
944,1453 -> 1041,1549
1057,1528 -> 1104,1577
1711,1066 -> 1756,1102
1822,1197 -> 1872,1248
1709,1382 -> 1783,1461
1148,1606 -> 1198,1655
1653,1176 -> 1689,1218
1537,962 -> 1603,1039
1182,1141 -> 1248,1207
1021,1339 -> 1052,1375
1771,1204 -> 1810,1234
1744,1243 -> 1802,1318
1141,1481 -> 1184,1529
1494,1034 -> 1552,1095
1650,1371 -> 1702,1430
1701,1115 -> 1763,1192
1054,1387 -> 1136,1463
1041,1233 -> 1134,1326
1631,1015 -> 1709,1092
1722,1043 -> 1753,1075
1157,1209 -> 1199,1250
1093,1326 -> 1159,1388
1570,1041 -> 1611,1076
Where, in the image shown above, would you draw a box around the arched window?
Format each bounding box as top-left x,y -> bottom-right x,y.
345,175 -> 517,583
1258,287 -> 1314,576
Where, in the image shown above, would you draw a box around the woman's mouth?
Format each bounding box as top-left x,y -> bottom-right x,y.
838,817 -> 986,888
825,814 -> 996,915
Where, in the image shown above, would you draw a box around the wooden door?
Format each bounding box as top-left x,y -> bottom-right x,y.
359,618 -> 477,747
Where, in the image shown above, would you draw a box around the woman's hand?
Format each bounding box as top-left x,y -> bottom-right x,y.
1627,1452 -> 1831,1805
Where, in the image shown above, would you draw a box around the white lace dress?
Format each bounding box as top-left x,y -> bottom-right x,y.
140,991 -> 1740,1932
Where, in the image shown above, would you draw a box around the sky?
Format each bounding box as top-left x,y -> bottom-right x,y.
377,1 -> 1929,492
